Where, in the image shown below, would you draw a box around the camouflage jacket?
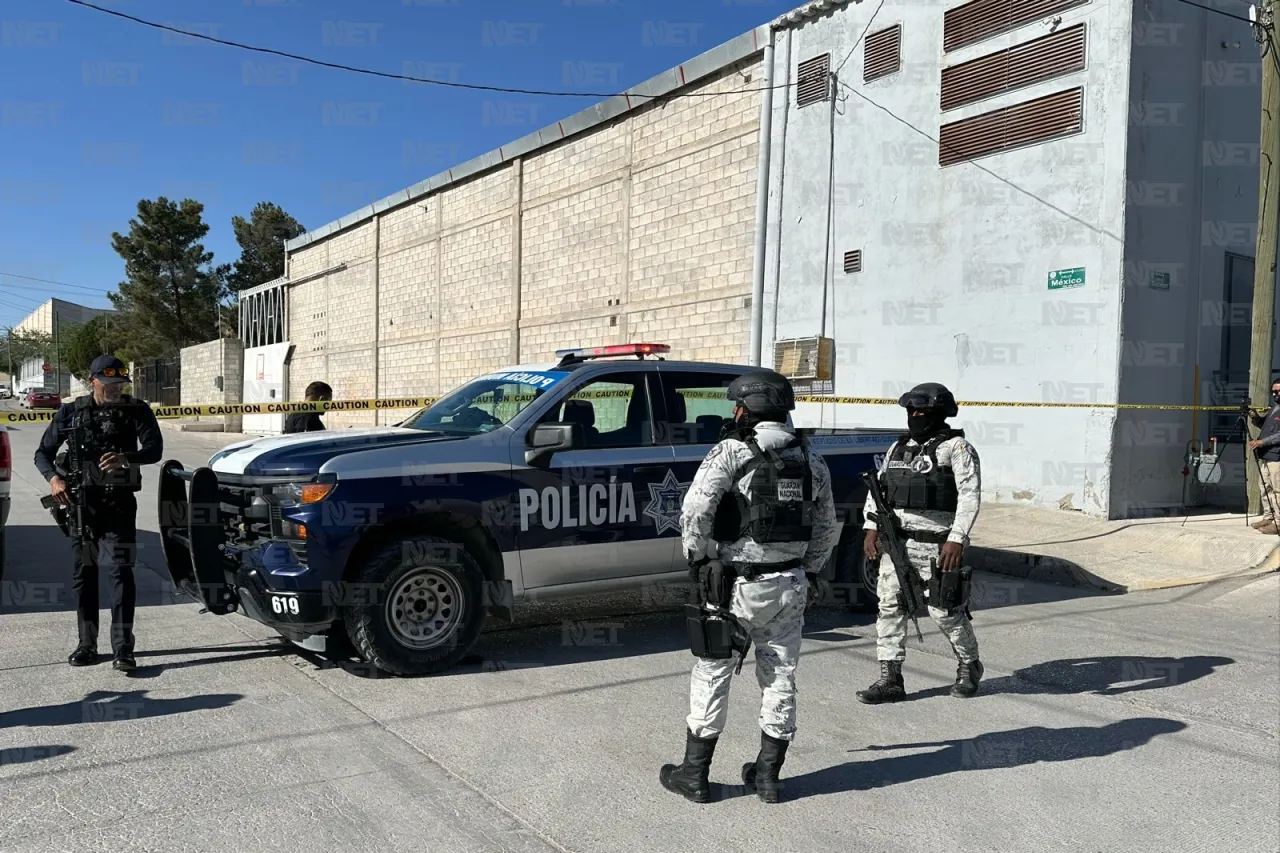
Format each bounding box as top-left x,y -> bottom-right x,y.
862,433 -> 981,546
680,421 -> 838,574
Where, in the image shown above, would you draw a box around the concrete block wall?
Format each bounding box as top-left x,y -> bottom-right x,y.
285,57 -> 763,427
180,338 -> 245,432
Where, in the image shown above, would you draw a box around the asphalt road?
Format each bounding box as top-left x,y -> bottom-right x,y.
1,410 -> 1277,853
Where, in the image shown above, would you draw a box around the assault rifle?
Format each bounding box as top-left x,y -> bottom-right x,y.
39,401 -> 92,544
860,470 -> 925,642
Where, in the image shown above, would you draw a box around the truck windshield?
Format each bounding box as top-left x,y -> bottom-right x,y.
399,372 -> 568,434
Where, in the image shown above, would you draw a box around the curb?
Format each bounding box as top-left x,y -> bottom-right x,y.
968,546 -> 1123,594
970,543 -> 1280,594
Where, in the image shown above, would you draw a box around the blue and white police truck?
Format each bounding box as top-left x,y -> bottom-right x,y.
157,344 -> 898,676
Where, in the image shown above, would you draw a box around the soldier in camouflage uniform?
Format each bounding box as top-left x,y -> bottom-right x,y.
857,382 -> 984,704
659,370 -> 838,805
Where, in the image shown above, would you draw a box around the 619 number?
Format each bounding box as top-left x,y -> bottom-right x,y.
270,595 -> 300,616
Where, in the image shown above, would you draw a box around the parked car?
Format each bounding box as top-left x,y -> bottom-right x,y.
157,343 -> 899,676
0,382 -> 12,400
25,390 -> 61,410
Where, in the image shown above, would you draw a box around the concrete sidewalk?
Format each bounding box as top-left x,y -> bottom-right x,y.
968,504 -> 1280,593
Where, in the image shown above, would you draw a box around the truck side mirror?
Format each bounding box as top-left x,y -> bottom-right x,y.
525,423 -> 579,466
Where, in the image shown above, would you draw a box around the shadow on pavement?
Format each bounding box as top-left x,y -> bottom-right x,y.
289,604 -> 871,679
0,745 -> 77,767
906,655 -> 1235,701
0,689 -> 244,729
126,646 -> 294,680
733,717 -> 1189,801
0,525 -> 179,615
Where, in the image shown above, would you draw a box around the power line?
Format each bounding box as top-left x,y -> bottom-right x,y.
0,287 -> 47,307
833,77 -> 1123,245
0,272 -> 110,294
62,0 -> 794,101
1167,0 -> 1262,26
0,296 -> 37,315
835,0 -> 884,75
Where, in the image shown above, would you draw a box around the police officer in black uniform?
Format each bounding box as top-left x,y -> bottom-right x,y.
34,355 -> 163,671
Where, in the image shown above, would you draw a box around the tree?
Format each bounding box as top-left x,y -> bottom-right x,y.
225,201 -> 304,293
108,196 -> 228,363
3,328 -> 53,366
65,315 -> 124,381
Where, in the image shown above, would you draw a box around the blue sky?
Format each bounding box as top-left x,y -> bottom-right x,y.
0,0 -> 787,329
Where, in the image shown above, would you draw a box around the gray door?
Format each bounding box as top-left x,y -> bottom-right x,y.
513,370 -> 678,588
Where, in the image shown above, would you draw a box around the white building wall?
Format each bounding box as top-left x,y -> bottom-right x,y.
1113,0 -> 1277,516
764,0 -> 1132,516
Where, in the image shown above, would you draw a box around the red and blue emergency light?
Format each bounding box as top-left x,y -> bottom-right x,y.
555,343 -> 671,361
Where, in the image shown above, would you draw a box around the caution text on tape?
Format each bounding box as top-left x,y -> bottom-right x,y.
2,392 -> 1255,425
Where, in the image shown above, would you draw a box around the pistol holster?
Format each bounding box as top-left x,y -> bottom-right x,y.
928,566 -> 973,616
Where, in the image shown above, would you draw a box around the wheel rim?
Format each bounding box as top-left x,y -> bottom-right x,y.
385,568 -> 464,650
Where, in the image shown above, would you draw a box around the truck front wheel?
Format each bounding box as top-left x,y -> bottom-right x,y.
344,534 -> 487,676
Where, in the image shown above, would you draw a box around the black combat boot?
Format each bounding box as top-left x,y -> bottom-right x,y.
659,729 -> 718,803
741,731 -> 790,803
856,660 -> 906,704
951,658 -> 984,698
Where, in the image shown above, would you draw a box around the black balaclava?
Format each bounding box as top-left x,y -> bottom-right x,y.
906,407 -> 947,441
1272,387 -> 1280,405
720,405 -> 785,439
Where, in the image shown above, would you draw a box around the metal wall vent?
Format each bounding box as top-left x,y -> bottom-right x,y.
864,24 -> 902,82
944,0 -> 1090,54
796,53 -> 831,107
843,249 -> 863,273
939,86 -> 1084,166
941,23 -> 1086,111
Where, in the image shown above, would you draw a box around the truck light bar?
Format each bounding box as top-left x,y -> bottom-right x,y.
555,343 -> 671,362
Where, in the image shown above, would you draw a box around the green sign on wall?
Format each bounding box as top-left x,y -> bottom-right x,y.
1048,267 -> 1086,290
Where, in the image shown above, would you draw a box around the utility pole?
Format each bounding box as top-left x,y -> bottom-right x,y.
1247,1 -> 1280,514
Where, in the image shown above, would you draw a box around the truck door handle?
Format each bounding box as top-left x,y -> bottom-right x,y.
633,466 -> 667,476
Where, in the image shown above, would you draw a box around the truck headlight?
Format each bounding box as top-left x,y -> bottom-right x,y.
268,477 -> 336,505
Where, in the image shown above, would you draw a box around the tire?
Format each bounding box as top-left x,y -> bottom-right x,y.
343,534 -> 487,676
832,530 -> 880,614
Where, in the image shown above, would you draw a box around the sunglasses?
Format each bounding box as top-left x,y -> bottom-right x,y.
97,367 -> 129,378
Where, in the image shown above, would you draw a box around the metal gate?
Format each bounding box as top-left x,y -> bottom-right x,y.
132,358 -> 181,406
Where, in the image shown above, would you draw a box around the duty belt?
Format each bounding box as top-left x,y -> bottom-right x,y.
730,558 -> 803,580
903,528 -> 951,545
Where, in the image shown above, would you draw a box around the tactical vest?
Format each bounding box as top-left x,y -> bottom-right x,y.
712,428 -> 815,545
57,394 -> 143,493
882,429 -> 963,513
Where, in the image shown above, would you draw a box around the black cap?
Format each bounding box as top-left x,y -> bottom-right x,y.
89,354 -> 129,384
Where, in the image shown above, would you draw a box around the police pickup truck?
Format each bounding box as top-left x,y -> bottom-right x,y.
157,344 -> 898,676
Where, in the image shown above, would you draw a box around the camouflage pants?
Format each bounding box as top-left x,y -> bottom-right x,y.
686,569 -> 808,742
876,539 -> 979,664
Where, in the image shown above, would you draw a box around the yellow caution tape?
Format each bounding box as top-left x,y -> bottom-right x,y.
2,392 -> 1254,426
791,396 -> 1249,412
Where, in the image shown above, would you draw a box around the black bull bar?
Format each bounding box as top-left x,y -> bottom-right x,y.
157,460 -> 240,616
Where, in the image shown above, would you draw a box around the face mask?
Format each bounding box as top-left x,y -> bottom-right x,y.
907,411 -> 944,439
1272,391 -> 1280,404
